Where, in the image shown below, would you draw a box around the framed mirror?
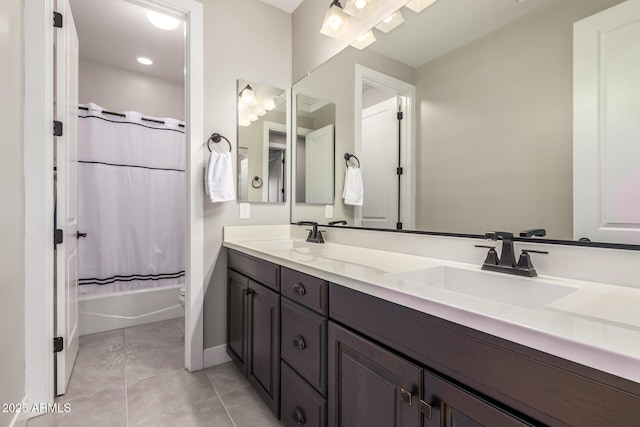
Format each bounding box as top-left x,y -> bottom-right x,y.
290,0 -> 640,246
237,79 -> 287,203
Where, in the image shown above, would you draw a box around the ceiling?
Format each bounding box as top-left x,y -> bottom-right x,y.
258,0 -> 304,13
69,0 -> 185,82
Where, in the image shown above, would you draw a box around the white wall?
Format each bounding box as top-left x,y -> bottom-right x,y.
79,58 -> 185,120
0,0 -> 26,423
201,0 -> 292,349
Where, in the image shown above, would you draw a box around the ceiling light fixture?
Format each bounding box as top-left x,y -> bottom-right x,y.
146,10 -> 180,31
375,10 -> 404,33
351,30 -> 376,50
344,0 -> 377,20
320,0 -> 351,39
404,0 -> 438,13
239,85 -> 257,107
136,56 -> 153,65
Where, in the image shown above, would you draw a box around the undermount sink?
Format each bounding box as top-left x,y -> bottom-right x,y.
246,239 -> 313,251
388,266 -> 578,309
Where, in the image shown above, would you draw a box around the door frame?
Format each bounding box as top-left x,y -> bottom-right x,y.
23,0 -> 204,410
354,64 -> 416,229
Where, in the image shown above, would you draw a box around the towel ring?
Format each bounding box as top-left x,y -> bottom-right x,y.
344,153 -> 360,168
252,176 -> 263,188
207,132 -> 232,153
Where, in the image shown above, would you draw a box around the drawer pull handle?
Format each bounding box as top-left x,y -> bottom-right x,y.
243,288 -> 254,296
420,400 -> 433,419
292,406 -> 306,425
292,282 -> 306,296
400,388 -> 413,406
292,335 -> 306,350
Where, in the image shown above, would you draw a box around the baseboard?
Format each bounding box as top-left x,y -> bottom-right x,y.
203,344 -> 231,368
9,395 -> 29,427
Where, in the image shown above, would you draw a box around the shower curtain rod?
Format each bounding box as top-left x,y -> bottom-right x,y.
78,105 -> 185,128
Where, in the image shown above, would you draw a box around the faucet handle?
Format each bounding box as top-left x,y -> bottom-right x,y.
516,249 -> 548,273
474,245 -> 499,266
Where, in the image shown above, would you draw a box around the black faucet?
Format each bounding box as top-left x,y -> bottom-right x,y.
476,231 -> 548,277
296,221 -> 325,244
520,228 -> 546,238
328,220 -> 347,226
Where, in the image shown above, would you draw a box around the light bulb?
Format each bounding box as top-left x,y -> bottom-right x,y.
146,10 -> 180,31
329,17 -> 341,30
136,57 -> 153,65
355,0 -> 366,8
239,85 -> 257,106
383,15 -> 393,23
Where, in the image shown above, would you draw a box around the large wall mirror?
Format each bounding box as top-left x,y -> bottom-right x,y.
290,0 -> 640,246
237,79 -> 288,203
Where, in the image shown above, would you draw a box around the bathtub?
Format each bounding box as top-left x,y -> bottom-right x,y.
79,284 -> 184,335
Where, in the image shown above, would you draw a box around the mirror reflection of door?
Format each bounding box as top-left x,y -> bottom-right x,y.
238,147 -> 249,201
268,130 -> 286,203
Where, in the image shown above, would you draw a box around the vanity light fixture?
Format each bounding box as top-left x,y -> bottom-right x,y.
264,99 -> 276,111
146,10 -> 180,31
344,0 -> 377,20
376,10 -> 404,33
256,109 -> 267,117
239,85 -> 257,107
351,30 -> 376,50
248,114 -> 259,122
136,56 -> 153,65
238,118 -> 251,127
320,0 -> 351,39
404,0 -> 438,13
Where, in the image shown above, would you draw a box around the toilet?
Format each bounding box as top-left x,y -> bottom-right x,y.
178,286 -> 186,308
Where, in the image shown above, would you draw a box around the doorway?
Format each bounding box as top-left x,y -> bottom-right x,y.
23,0 -> 204,410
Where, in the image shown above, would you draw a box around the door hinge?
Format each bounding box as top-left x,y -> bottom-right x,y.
53,337 -> 64,353
397,167 -> 403,175
53,12 -> 63,28
397,111 -> 404,120
54,229 -> 63,245
54,121 -> 63,136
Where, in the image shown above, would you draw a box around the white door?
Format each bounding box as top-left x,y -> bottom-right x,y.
54,0 -> 80,395
574,0 -> 640,244
305,124 -> 335,204
361,96 -> 399,229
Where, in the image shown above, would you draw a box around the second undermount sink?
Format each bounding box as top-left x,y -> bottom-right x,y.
388,266 -> 578,309
246,239 -> 314,251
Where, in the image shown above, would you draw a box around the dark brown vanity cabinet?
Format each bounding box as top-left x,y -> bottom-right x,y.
227,250 -> 281,416
328,322 -> 422,427
280,267 -> 330,427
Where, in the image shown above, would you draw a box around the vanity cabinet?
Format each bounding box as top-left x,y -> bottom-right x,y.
328,322 -> 422,427
227,250 -> 281,416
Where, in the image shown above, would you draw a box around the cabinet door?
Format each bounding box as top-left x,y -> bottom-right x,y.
422,370 -> 533,427
328,322 -> 422,427
248,279 -> 281,416
227,269 -> 249,375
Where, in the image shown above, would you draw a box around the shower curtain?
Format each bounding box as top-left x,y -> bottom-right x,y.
77,103 -> 186,295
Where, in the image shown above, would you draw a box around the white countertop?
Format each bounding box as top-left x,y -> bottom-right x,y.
223,230 -> 640,384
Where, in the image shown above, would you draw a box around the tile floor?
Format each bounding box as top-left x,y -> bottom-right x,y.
27,318 -> 283,427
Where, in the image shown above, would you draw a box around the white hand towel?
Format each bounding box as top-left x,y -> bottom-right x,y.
205,151 -> 236,203
342,166 -> 363,206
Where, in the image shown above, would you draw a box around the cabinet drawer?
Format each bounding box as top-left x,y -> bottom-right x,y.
281,298 -> 327,395
228,249 -> 280,291
281,362 -> 327,427
281,267 -> 328,315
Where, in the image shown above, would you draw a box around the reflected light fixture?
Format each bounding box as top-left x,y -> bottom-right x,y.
238,118 -> 251,127
320,0 -> 351,39
239,85 -> 257,106
146,10 -> 180,30
136,56 -> 153,65
249,114 -> 259,122
256,109 -> 267,117
375,10 -> 404,33
344,0 -> 377,20
264,99 -> 276,111
404,0 -> 438,13
351,30 -> 376,50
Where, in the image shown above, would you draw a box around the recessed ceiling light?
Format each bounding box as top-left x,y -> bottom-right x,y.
137,57 -> 153,65
146,10 -> 180,31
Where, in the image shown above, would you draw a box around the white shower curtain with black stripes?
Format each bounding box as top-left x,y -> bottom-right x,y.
77,103 -> 186,295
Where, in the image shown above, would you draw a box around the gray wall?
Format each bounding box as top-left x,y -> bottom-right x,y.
202,0 -> 292,349
79,58 -> 185,120
0,0 -> 26,423
415,0 -> 623,239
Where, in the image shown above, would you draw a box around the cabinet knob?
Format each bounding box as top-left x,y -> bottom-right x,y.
292,335 -> 306,350
243,288 -> 254,296
292,406 -> 306,425
292,282 -> 306,296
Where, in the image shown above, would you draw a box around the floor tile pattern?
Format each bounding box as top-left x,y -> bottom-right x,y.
28,318 -> 283,426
